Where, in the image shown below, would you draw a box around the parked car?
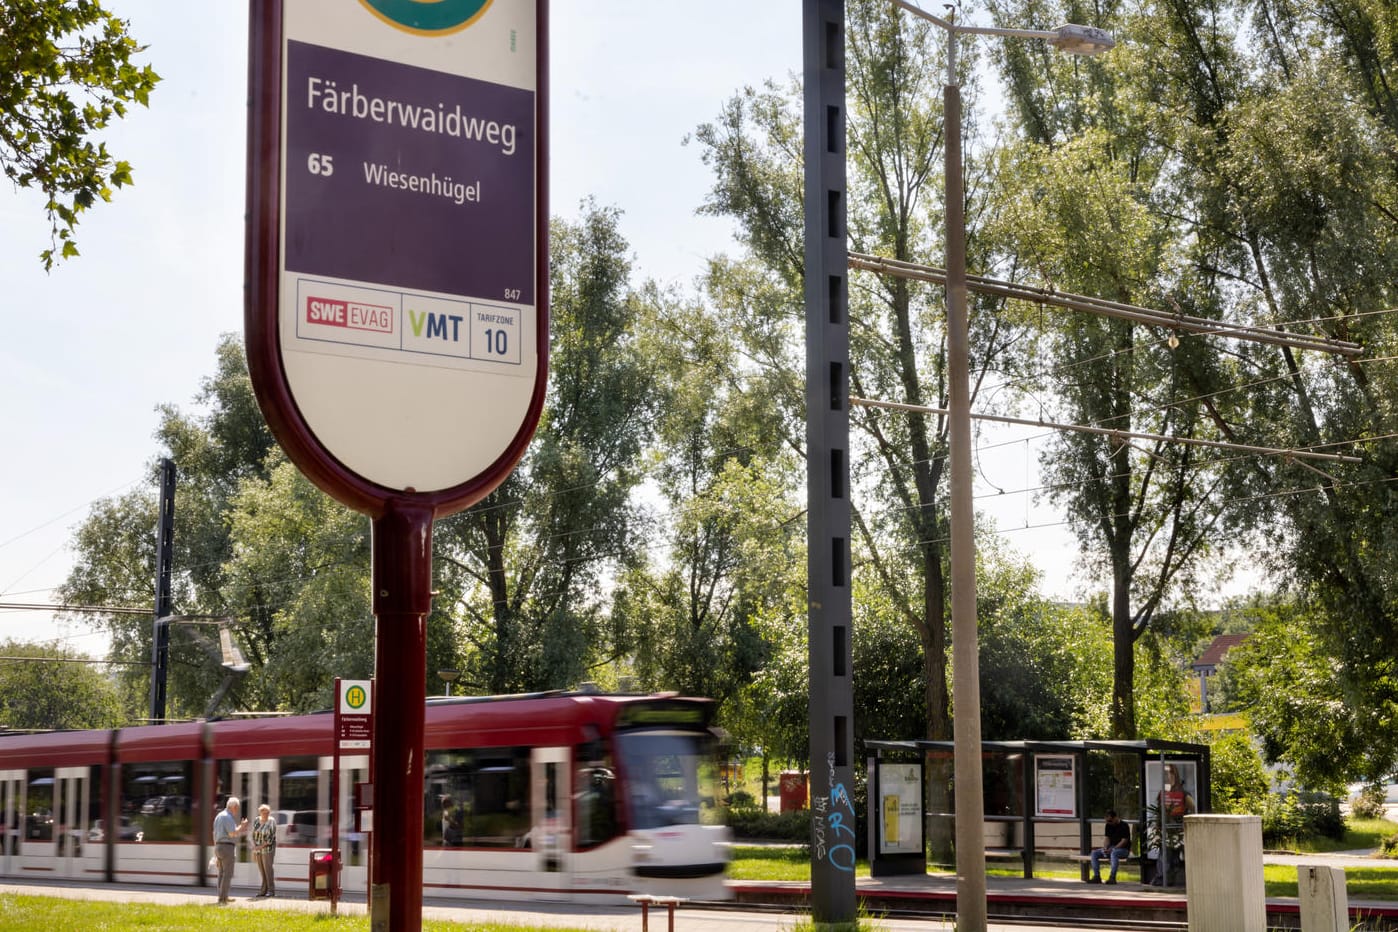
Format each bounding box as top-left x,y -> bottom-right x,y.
281,810 -> 330,846
272,809 -> 295,845
89,817 -> 142,843
139,795 -> 190,816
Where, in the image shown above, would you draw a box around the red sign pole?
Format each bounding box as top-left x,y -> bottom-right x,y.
369,500 -> 433,932
244,6 -> 549,930
331,676 -> 341,915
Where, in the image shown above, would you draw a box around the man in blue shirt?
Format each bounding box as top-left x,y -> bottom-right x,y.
211,796 -> 248,903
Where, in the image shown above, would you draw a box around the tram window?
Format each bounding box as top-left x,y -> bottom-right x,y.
123,761 -> 194,842
616,730 -> 723,830
425,747 -> 529,848
26,769 -> 54,841
278,757 -> 325,847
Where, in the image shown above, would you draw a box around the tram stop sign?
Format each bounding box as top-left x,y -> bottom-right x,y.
245,0 -> 547,517
338,679 -> 372,750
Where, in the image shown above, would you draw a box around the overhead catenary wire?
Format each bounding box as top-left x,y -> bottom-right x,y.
847,251 -> 1365,358
849,395 -> 1363,464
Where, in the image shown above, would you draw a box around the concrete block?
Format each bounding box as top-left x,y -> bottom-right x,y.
1298,864 -> 1349,932
1184,814 -> 1265,932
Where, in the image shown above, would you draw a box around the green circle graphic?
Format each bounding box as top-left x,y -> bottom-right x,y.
360,0 -> 493,35
345,685 -> 367,709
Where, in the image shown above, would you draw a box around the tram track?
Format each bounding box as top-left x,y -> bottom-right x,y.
695,897 -> 1189,930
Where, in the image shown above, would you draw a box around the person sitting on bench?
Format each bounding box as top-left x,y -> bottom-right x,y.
1087,809 -> 1131,884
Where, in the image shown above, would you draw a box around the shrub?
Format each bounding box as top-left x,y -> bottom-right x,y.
726,806 -> 811,842
1381,832 -> 1398,858
1351,784 -> 1388,821
727,789 -> 757,810
1262,790 -> 1345,848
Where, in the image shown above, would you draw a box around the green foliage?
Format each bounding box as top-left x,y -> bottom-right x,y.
57,203 -> 660,714
0,640 -> 123,730
694,0 -> 973,742
1205,732 -> 1269,816
1263,791 -> 1346,849
982,0 -> 1255,741
976,555 -> 1114,740
725,807 -> 811,843
782,906 -> 889,932
222,453 -> 373,712
0,0 -> 160,269
435,202 -> 660,694
1225,597 -> 1395,787
59,334 -> 284,719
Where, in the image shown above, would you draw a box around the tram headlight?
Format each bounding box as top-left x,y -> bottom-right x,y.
631,842 -> 654,863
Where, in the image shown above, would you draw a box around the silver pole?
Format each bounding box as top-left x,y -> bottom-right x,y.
944,41 -> 988,931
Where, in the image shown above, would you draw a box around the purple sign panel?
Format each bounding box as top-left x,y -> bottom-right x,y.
285,40 -> 535,305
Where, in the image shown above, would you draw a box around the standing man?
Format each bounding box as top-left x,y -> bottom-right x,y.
212,795 -> 249,903
1087,809 -> 1131,884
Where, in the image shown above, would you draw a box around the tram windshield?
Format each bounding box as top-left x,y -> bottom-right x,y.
616,729 -> 721,829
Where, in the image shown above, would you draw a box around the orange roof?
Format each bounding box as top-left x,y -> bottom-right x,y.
1193,633 -> 1250,670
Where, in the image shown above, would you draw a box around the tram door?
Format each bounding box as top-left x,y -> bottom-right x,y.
52,767 -> 94,879
531,747 -> 571,898
0,771 -> 21,874
231,760 -> 278,886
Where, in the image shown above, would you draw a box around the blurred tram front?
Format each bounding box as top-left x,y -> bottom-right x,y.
422,693 -> 730,901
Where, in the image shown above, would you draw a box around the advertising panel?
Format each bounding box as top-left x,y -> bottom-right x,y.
1034,754 -> 1076,817
878,762 -> 923,855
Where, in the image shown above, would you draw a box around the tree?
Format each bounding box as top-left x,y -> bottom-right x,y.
979,0 -> 1359,740
433,202 -> 660,694
0,640 -> 124,730
695,0 -> 1022,744
59,334 -> 284,718
1226,596 -> 1398,789
1,0 -> 159,269
58,203 -> 662,714
975,544 -> 1115,741
608,272 -> 806,718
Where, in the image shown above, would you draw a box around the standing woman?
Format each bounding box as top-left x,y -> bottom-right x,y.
252,804 -> 277,897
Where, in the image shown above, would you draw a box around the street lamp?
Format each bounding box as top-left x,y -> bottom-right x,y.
890,4 -> 1113,930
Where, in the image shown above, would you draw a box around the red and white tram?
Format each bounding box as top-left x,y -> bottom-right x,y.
0,692 -> 732,901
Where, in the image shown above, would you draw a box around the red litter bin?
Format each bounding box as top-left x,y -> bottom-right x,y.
779,771 -> 808,812
308,848 -> 336,900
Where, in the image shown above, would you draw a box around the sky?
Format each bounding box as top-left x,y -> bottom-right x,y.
0,2 -> 1245,661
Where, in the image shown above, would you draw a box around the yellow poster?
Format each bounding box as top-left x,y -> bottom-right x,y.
882,794 -> 900,846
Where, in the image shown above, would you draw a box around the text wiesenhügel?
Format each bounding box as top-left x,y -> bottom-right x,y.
307,77 -> 517,156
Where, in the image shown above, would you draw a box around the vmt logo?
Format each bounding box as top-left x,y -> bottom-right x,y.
359,0 -> 493,36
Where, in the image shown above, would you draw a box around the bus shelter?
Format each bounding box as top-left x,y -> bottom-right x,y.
867,738 -> 1209,886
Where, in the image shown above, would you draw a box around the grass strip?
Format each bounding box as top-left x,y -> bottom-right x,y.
0,894 -> 597,931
